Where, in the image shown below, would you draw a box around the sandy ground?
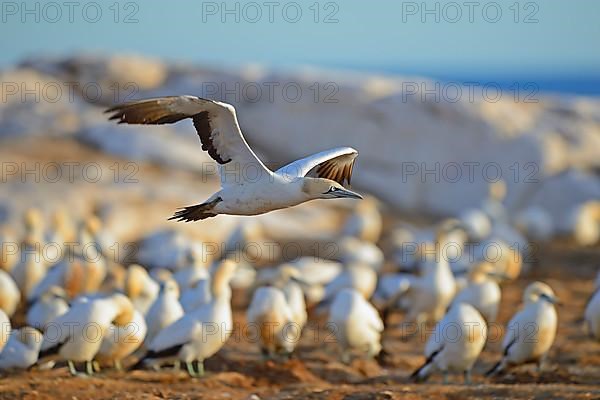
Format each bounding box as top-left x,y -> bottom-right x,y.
1,139 -> 600,399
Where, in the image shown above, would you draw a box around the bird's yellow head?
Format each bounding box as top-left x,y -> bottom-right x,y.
302,178 -> 363,200
523,281 -> 559,305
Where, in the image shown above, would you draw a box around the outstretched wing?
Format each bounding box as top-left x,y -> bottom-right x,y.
276,147 -> 358,186
106,96 -> 272,186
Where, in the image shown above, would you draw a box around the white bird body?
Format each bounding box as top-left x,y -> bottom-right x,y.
337,237 -> 385,272
180,278 -> 212,312
585,288 -> 600,340
0,309 -> 10,353
385,221 -> 462,325
106,96 -> 362,221
96,310 -> 147,367
247,286 -> 296,355
451,262 -> 502,323
283,280 -> 307,331
40,294 -> 135,364
125,264 -> 160,315
412,303 -> 487,383
323,263 -> 377,301
0,327 -> 43,370
145,279 -> 184,344
10,244 -> 47,299
0,269 -> 20,317
328,288 -> 383,362
487,282 -> 558,376
27,287 -> 69,331
341,196 -> 382,243
144,260 -> 237,375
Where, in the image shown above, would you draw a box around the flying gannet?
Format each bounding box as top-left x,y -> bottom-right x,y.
106,96 -> 362,220
411,303 -> 487,384
486,281 -> 559,377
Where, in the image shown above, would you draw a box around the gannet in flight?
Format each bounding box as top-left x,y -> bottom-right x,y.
106,96 -> 362,221
411,303 -> 487,384
487,281 -> 559,377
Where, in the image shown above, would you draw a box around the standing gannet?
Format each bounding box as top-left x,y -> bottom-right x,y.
106,96 -> 362,220
487,282 -> 559,377
247,286 -> 297,358
0,309 -> 10,353
0,327 -> 43,370
124,264 -> 160,315
412,303 -> 487,384
328,288 -> 383,363
95,309 -> 147,371
386,220 -> 460,325
322,262 -> 378,303
38,293 -> 135,375
341,196 -> 382,243
0,228 -> 19,272
0,269 -> 20,317
451,261 -> 503,323
584,272 -> 600,340
27,286 -> 70,331
145,279 -> 184,344
141,260 -> 237,376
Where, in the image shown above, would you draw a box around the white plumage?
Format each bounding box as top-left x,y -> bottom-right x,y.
451,262 -> 502,323
247,287 -> 297,356
328,288 -> 383,363
0,327 -> 43,370
0,269 -> 20,317
412,303 -> 487,384
26,286 -> 69,331
39,293 -> 135,375
487,282 -> 559,376
145,279 -> 184,344
0,309 -> 10,353
144,260 -> 237,376
584,274 -> 600,340
106,96 -> 362,221
124,264 -> 159,315
95,309 -> 147,370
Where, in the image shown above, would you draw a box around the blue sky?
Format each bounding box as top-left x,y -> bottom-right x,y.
1,0 -> 599,87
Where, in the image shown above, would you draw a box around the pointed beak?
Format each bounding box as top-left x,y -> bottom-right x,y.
541,293 -> 561,305
336,188 -> 363,200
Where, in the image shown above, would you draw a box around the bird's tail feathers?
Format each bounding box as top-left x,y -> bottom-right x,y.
485,359 -> 505,377
169,197 -> 222,222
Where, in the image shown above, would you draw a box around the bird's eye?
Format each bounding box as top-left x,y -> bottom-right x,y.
331,186 -> 337,191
